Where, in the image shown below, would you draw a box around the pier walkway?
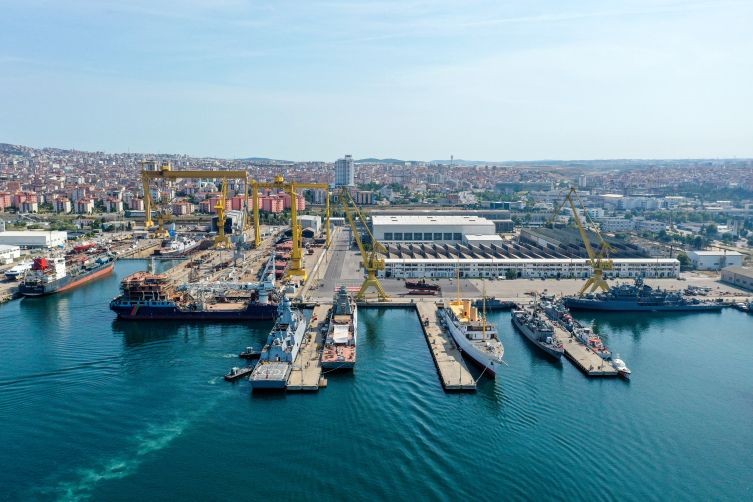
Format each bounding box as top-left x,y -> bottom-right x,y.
415,302 -> 476,390
287,303 -> 328,391
555,325 -> 619,377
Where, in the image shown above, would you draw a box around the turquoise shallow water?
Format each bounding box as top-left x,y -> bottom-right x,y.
1,261 -> 752,501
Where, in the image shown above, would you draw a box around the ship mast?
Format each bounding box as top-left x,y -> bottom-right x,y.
456,259 -> 460,303
482,279 -> 486,341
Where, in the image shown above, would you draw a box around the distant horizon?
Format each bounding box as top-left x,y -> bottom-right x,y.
3,141 -> 752,165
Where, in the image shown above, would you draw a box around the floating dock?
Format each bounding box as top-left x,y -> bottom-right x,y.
555,325 -> 619,377
415,302 -> 476,390
286,303 -> 328,391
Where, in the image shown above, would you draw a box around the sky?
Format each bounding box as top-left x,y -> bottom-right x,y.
1,0 -> 752,161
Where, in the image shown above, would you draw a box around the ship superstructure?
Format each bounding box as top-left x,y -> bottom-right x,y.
322,286 -> 358,369
154,235 -> 201,257
110,252 -> 279,320
511,303 -> 564,359
249,296 -> 306,389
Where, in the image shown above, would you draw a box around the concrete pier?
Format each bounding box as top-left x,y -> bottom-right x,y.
415,302 -> 476,390
287,303 -> 328,391
555,325 -> 619,377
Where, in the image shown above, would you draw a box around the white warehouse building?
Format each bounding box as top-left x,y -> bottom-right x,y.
372,215 -> 496,245
0,231 -> 67,249
687,250 -> 743,271
0,244 -> 21,264
378,258 -> 680,279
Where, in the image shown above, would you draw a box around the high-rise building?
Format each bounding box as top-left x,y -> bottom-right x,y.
334,155 -> 355,187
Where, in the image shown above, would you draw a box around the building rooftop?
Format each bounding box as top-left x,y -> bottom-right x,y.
372,215 -> 492,226
688,250 -> 743,256
722,266 -> 753,278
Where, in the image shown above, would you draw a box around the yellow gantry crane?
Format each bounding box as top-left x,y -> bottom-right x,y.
547,186 -> 616,296
331,187 -> 388,302
140,161 -> 251,247
213,177 -> 230,248
250,175 -> 331,282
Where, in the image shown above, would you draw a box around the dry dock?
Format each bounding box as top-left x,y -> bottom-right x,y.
555,325 -> 619,377
415,302 -> 476,390
287,303 -> 328,391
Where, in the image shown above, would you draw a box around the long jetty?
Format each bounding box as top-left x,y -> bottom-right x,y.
415,302 -> 476,390
554,325 -> 619,376
287,303 -> 328,391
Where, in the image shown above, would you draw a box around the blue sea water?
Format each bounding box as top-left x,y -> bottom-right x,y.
1,260 -> 752,501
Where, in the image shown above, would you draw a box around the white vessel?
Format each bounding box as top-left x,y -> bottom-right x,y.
439,279 -> 504,377
155,236 -> 201,257
573,327 -> 612,359
611,354 -> 631,379
4,260 -> 32,280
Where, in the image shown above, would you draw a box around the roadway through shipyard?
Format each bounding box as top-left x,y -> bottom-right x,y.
312,228 -> 484,302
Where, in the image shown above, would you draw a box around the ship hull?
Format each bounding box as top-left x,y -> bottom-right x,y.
565,297 -> 724,312
511,315 -> 564,359
109,301 -> 278,320
439,308 -> 500,377
154,242 -> 201,257
20,262 -> 115,296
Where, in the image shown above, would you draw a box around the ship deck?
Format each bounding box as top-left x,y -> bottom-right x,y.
287,303 -> 328,391
249,361 -> 291,387
416,302 -> 476,390
553,324 -> 619,377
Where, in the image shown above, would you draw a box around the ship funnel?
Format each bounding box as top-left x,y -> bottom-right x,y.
463,300 -> 471,316
470,307 -> 478,321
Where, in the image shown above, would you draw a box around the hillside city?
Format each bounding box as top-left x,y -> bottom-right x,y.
1,142 -> 752,274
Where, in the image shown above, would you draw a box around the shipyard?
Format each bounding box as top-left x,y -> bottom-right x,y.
4,2 -> 753,496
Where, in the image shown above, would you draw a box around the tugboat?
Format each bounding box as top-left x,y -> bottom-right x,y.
511,303 -> 564,359
248,296 -> 306,389
321,286 -> 358,369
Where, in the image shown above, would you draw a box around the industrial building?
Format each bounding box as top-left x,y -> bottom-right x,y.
0,244 -> 21,264
519,227 -> 650,259
378,241 -> 679,278
687,250 -> 743,271
372,215 -> 496,245
0,230 -> 67,249
297,215 -> 322,235
721,266 -> 753,292
371,209 -> 513,233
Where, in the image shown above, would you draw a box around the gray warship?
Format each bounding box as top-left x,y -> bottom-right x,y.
564,277 -> 725,312
511,304 -> 564,359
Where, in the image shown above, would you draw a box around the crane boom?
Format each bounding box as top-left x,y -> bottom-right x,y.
331,187 -> 387,302
547,187 -> 616,296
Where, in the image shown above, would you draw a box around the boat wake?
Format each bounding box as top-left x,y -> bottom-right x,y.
40,405 -> 214,502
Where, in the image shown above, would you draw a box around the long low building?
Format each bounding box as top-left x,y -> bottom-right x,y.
0,244 -> 21,264
0,230 -> 67,249
377,258 -> 680,279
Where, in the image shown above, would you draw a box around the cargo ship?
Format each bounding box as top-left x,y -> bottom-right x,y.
109,253 -> 279,320
19,253 -> 115,296
249,297 -> 306,389
322,286 -> 358,369
564,277 -> 725,312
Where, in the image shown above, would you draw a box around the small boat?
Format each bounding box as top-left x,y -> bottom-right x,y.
573,327 -> 612,359
239,347 -> 260,359
225,366 -> 254,381
404,279 -> 441,291
4,260 -> 32,280
611,355 -> 631,379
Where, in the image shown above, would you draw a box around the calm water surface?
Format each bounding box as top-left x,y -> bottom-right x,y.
1,261 -> 752,501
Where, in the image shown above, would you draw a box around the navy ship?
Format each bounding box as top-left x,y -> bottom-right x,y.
564,277 -> 725,312
20,254 -> 115,296
473,297 -> 514,310
248,296 -> 306,389
511,304 -> 564,359
321,286 -> 358,369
